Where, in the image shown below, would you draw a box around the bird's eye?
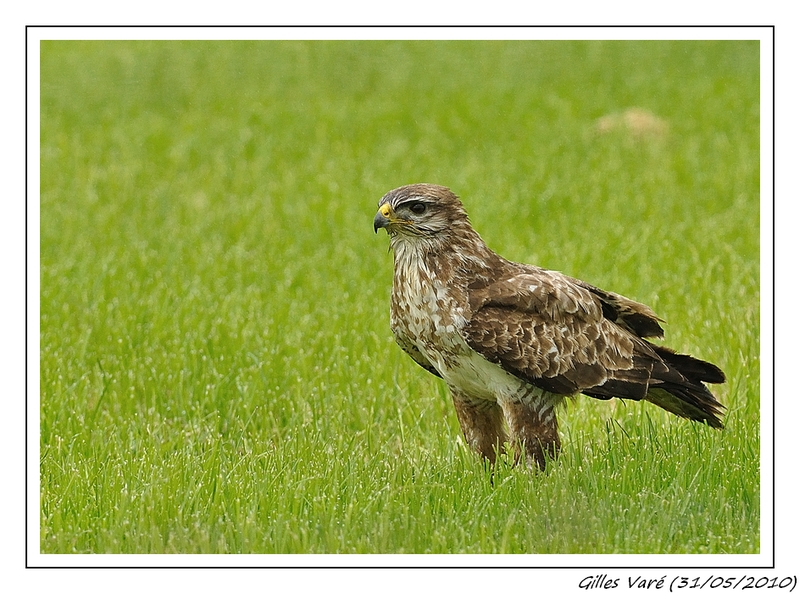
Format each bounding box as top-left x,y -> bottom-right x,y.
409,202 -> 427,215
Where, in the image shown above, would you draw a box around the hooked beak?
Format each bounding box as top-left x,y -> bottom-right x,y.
373,202 -> 394,233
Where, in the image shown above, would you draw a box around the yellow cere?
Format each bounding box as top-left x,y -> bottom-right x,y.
380,203 -> 393,218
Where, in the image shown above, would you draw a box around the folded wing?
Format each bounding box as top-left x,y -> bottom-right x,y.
462,268 -> 725,427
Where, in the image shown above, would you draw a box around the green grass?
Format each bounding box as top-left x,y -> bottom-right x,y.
39,40 -> 760,555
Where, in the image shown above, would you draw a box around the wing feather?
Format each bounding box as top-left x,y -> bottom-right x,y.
393,329 -> 442,378
464,270 -> 642,394
462,268 -> 725,426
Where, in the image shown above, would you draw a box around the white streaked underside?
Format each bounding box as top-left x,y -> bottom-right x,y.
391,235 -> 560,422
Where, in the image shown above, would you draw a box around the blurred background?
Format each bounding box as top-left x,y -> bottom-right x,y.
39,40 -> 760,554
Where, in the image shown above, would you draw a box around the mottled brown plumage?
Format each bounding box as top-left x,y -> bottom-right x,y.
373,184 -> 725,469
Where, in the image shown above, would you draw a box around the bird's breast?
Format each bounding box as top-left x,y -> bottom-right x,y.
388,248 -> 536,403
391,260 -> 465,345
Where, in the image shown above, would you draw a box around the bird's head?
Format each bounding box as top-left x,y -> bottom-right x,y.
373,184 -> 469,239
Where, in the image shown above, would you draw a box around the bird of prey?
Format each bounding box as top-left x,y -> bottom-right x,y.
373,183 -> 725,470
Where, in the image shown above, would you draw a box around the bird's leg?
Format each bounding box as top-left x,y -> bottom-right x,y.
500,395 -> 562,471
450,391 -> 505,463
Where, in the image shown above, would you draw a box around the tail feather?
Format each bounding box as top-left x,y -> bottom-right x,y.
645,386 -> 725,428
583,344 -> 726,428
646,346 -> 726,428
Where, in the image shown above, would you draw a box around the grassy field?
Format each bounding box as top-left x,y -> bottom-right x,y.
39,40 -> 760,555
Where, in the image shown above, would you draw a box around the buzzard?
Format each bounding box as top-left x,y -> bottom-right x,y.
373,183 -> 725,470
